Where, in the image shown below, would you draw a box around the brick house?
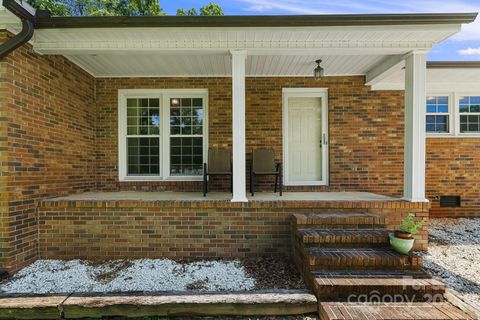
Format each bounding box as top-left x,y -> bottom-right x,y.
0,0 -> 479,277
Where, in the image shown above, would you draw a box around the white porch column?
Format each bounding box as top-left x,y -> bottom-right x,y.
403,51 -> 427,202
230,49 -> 248,202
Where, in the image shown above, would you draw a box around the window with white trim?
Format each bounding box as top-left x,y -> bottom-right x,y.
459,96 -> 480,133
426,93 -> 480,137
119,89 -> 208,181
426,96 -> 449,133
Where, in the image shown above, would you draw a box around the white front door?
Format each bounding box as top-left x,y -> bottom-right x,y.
283,89 -> 328,185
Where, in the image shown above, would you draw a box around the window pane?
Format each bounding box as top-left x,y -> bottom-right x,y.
126,138 -> 160,175
438,105 -> 448,113
459,96 -> 480,114
126,98 -> 161,137
425,96 -> 448,113
427,105 -> 436,113
169,97 -> 204,176
426,115 -> 448,133
460,114 -> 480,133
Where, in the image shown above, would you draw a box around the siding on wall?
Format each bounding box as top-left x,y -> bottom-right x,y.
427,138 -> 480,217
96,76 -> 405,196
0,31 -> 96,273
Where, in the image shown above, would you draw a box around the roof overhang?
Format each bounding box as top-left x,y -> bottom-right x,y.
372,62 -> 480,91
0,4 -> 478,78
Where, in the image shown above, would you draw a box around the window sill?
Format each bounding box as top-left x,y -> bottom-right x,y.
427,134 -> 480,138
119,176 -> 203,182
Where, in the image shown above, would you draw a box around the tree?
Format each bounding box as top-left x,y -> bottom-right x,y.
27,0 -> 223,17
177,2 -> 224,16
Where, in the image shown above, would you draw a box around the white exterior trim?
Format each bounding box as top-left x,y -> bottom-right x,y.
230,49 -> 248,202
403,52 -> 428,202
118,89 -> 209,182
365,54 -> 405,86
282,88 -> 329,186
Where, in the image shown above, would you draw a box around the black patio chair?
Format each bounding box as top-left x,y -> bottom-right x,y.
250,149 -> 282,196
203,148 -> 232,196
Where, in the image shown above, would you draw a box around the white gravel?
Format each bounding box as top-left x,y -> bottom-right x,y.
0,259 -> 256,294
419,218 -> 480,308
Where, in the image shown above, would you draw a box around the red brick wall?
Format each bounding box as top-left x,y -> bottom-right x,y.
96,76 -> 405,196
38,199 -> 429,260
0,31 -> 96,273
427,138 -> 480,217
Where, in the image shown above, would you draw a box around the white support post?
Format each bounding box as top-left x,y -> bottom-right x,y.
230,49 -> 248,202
403,51 -> 428,202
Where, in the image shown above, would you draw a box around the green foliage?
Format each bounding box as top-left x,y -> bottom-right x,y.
26,0 -> 223,16
176,2 -> 224,16
398,213 -> 423,235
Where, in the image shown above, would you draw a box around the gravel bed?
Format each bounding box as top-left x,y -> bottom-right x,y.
419,218 -> 480,308
0,257 -> 305,295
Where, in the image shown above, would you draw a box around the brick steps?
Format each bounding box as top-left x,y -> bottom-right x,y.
296,229 -> 389,247
313,273 -> 445,301
293,212 -> 386,229
319,302 -> 474,320
303,247 -> 423,271
290,211 -> 458,319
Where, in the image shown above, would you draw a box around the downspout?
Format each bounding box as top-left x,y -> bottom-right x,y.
0,0 -> 46,59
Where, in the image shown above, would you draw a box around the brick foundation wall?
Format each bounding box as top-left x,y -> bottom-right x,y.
427,138 -> 480,217
96,76 -> 405,196
38,199 -> 429,260
0,31 -> 96,273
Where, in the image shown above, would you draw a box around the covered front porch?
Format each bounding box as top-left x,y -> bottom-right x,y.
20,14 -> 466,204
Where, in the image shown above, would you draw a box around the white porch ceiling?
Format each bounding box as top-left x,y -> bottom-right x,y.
66,54 -> 386,77
27,24 -> 461,77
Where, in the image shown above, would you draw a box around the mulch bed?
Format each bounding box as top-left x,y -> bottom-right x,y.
242,256 -> 306,290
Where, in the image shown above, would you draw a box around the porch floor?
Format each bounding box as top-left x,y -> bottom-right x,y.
49,191 -> 399,202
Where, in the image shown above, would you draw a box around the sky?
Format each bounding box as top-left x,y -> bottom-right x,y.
162,0 -> 480,61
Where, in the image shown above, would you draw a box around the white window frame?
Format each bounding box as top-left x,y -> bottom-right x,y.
118,89 -> 208,181
426,92 -> 480,138
456,93 -> 480,137
425,93 -> 454,137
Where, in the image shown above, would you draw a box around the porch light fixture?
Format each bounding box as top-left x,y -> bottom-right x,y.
314,59 -> 324,81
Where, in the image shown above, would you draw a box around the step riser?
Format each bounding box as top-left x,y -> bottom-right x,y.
299,248 -> 423,272
315,285 -> 445,302
295,224 -> 386,230
293,213 -> 386,229
296,232 -> 389,248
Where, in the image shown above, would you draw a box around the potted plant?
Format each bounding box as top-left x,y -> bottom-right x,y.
389,213 -> 423,254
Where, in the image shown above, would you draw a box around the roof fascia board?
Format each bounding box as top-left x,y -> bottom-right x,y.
427,61 -> 480,68
33,13 -> 478,29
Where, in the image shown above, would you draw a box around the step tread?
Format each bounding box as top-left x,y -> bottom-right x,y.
311,270 -> 432,279
314,276 -> 444,287
304,247 -> 422,269
293,212 -> 385,226
297,229 -> 389,244
319,302 -> 474,320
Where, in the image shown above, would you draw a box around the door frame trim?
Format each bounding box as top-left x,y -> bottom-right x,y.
282,88 -> 329,186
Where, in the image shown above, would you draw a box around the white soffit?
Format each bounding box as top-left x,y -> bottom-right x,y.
34,24 -> 459,77
372,67 -> 480,91
66,53 -> 386,77
32,25 -> 459,54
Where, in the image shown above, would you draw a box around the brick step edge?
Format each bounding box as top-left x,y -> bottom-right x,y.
302,247 -> 423,271
293,212 -> 386,228
296,229 -> 389,246
319,301 -> 475,320
314,277 -> 446,301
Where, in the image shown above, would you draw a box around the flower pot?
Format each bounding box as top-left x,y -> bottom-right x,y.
389,233 -> 414,255
394,230 -> 413,239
